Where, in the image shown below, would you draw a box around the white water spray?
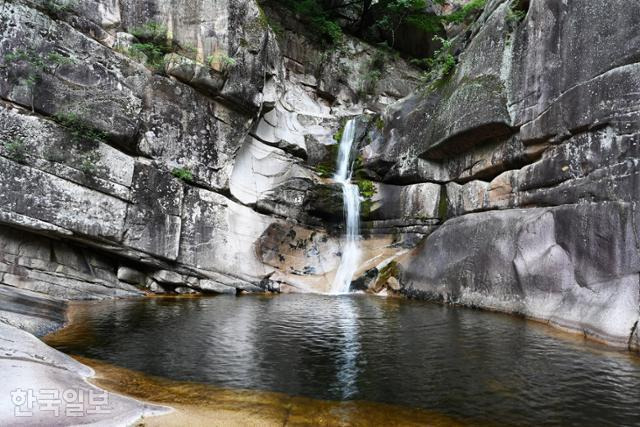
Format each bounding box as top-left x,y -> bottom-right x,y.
330,119 -> 361,295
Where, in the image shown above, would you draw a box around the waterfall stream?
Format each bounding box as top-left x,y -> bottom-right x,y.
330,119 -> 361,295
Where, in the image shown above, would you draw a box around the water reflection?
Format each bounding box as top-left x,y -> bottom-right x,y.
48,294 -> 640,427
332,296 -> 360,399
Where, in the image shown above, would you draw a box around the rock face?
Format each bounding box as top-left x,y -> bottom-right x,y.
368,0 -> 640,350
401,203 -> 640,348
0,0 -> 419,310
0,0 -> 637,373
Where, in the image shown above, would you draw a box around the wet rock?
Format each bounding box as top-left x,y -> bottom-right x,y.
349,268 -> 378,292
117,267 -> 145,285
387,277 -> 401,292
256,223 -> 340,277
144,277 -> 167,294
174,286 -> 199,295
196,279 -> 237,295
304,183 -> 344,222
0,226 -> 143,303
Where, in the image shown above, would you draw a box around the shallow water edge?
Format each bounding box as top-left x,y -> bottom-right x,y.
44,294 -> 640,427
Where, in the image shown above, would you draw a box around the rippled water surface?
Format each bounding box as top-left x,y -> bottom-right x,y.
50,294 -> 640,426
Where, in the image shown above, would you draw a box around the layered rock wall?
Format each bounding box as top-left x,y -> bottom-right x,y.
0,0 -> 638,351
365,0 -> 640,350
0,0 -> 420,320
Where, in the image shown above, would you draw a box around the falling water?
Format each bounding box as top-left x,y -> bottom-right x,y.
330,119 -> 361,295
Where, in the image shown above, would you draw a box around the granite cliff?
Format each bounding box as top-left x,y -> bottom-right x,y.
0,0 -> 638,377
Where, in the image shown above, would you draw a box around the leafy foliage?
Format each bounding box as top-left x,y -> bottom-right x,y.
2,138 -> 27,163
371,0 -> 442,48
126,22 -> 179,73
357,179 -> 376,199
377,261 -> 399,284
172,167 -> 194,183
43,0 -> 76,15
443,0 -> 487,24
207,52 -> 237,73
279,0 -> 344,44
358,49 -> 388,97
315,144 -> 340,178
420,35 -> 455,91
53,112 -> 108,143
506,0 -> 527,24
3,49 -> 75,110
264,0 -> 448,50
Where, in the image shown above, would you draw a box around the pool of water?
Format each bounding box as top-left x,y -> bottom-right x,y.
48,294 -> 640,426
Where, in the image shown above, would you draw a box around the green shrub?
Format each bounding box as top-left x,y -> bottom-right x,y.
129,42 -> 169,72
444,0 -> 487,24
172,167 -> 194,183
333,124 -> 345,143
130,22 -> 167,42
420,35 -> 456,92
2,138 -> 27,163
314,144 -> 340,177
53,112 -> 108,143
378,261 -> 399,283
126,22 -> 179,73
279,0 -> 343,45
357,179 -> 376,199
3,49 -> 75,110
43,0 -> 76,15
314,164 -> 334,178
207,52 -> 237,73
506,0 -> 527,24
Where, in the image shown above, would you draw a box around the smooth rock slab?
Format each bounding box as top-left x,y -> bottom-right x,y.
401,202 -> 640,348
0,323 -> 167,425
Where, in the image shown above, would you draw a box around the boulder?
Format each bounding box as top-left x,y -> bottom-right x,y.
150,270 -> 184,285
196,279 -> 237,295
117,267 -> 145,285
401,202 -> 640,348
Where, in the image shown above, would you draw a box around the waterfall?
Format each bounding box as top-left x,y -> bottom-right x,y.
330,119 -> 361,295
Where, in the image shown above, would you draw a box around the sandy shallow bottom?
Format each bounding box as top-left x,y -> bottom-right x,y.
73,355 -> 470,426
